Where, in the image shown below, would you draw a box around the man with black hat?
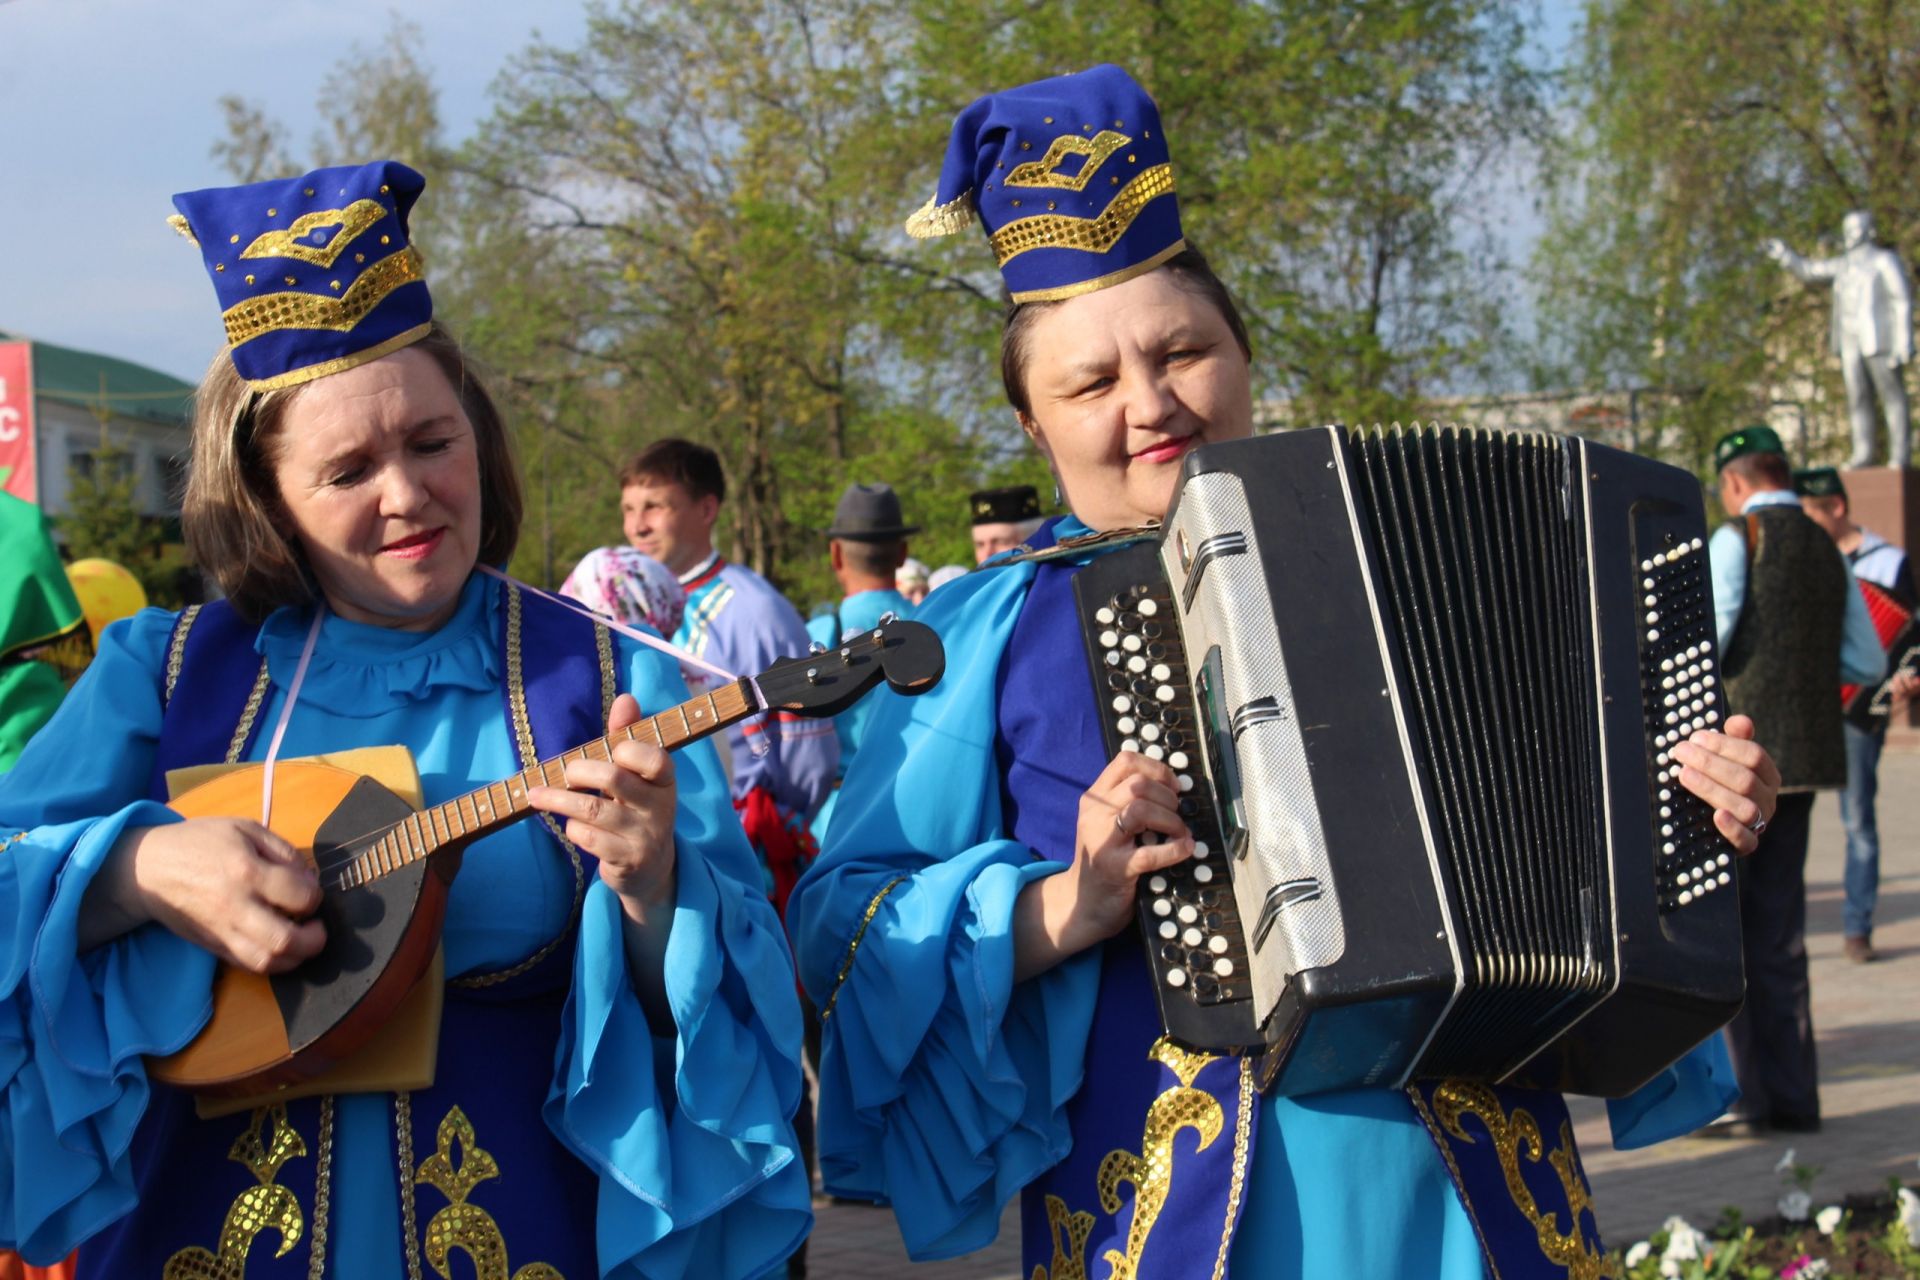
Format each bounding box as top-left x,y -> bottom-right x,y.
1795,465 -> 1919,963
970,484 -> 1044,564
806,482 -> 919,842
1705,426 -> 1885,1135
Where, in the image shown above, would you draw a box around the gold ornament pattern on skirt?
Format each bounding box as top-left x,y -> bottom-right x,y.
163,1105 -> 308,1280
413,1104 -> 566,1280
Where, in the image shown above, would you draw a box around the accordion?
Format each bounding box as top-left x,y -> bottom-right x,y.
1842,577 -> 1919,732
1074,425 -> 1744,1098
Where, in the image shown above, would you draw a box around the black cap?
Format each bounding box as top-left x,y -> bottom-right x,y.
827,482 -> 919,541
970,485 -> 1041,526
1793,467 -> 1846,499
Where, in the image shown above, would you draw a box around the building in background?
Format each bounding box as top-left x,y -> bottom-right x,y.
0,332 -> 192,528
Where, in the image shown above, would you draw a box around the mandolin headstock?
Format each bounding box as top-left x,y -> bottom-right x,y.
756,617 -> 945,718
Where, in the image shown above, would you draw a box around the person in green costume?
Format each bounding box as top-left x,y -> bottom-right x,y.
0,492 -> 86,771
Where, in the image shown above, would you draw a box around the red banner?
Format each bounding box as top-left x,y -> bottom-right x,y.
0,342 -> 36,504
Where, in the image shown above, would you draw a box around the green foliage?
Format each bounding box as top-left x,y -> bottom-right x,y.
210,0 -> 1549,597
1535,0 -> 1920,475
56,443 -> 177,607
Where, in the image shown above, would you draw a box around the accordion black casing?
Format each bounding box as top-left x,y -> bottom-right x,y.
1074,425 -> 1744,1099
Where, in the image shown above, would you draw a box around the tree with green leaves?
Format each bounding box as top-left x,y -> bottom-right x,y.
57,442 -> 172,604
1534,0 -> 1920,472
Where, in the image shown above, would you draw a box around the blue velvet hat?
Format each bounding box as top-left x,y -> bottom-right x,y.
169,160 -> 432,391
907,65 -> 1184,303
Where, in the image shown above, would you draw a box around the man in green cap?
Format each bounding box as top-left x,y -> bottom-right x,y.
1703,426 -> 1886,1135
1794,465 -> 1918,962
0,492 -> 87,771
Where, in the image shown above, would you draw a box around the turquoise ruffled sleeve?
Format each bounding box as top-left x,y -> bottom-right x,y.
550,641 -> 810,1279
788,569 -> 1100,1261
0,609 -> 215,1263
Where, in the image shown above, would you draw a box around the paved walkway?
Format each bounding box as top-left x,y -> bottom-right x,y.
808,751 -> 1920,1276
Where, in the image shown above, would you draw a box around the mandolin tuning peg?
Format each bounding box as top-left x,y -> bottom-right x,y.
877,611 -> 897,626
809,641 -> 828,655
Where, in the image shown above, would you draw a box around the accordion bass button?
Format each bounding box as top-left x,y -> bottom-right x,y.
1169,751 -> 1190,770
1193,864 -> 1213,883
1192,840 -> 1210,859
1166,967 -> 1188,988
1213,957 -> 1234,977
1139,598 -> 1159,617
1152,898 -> 1173,917
1183,927 -> 1204,947
1159,921 -> 1179,940
1097,607 -> 1116,625
1178,905 -> 1198,924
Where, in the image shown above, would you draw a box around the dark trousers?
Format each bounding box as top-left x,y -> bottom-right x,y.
1724,791 -> 1820,1122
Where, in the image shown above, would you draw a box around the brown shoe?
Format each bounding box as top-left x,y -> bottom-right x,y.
1844,934 -> 1876,964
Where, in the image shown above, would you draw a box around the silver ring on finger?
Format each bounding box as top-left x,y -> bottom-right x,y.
1748,814 -> 1767,837
1114,809 -> 1136,839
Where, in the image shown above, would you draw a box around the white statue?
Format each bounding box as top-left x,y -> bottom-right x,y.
1765,211 -> 1913,469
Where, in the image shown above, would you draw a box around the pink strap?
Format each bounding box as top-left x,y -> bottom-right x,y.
259,603 -> 325,828
476,564 -> 740,682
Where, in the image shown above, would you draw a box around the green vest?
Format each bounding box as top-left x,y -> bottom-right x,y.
1720,505 -> 1848,791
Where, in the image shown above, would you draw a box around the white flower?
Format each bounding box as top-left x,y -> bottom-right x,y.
1661,1215 -> 1706,1263
1624,1240 -> 1651,1267
1778,1188 -> 1812,1221
1897,1186 -> 1920,1246
1658,1261 -> 1680,1279
1815,1204 -> 1843,1235
1774,1146 -> 1797,1176
1799,1261 -> 1830,1279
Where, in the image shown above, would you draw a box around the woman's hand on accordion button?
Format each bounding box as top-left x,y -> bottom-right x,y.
1014,751 -> 1193,982
1669,714 -> 1782,856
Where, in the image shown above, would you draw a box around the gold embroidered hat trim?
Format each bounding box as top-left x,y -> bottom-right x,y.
244,322 -> 433,393
1009,239 -> 1187,305
240,199 -> 390,267
991,164 -> 1175,267
904,187 -> 975,239
1005,130 -> 1131,190
222,245 -> 424,348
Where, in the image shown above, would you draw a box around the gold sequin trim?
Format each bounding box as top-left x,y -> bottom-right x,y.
168,213 -> 200,246
397,1092 -> 425,1280
413,1104 -> 568,1279
820,874 -> 907,1020
244,322 -> 432,393
1009,239 -> 1187,305
990,164 -> 1174,265
904,187 -> 975,239
162,1106 -> 307,1279
1422,1081 -> 1619,1280
1031,1194 -> 1095,1280
305,1096 -> 334,1280
454,583 -> 585,989
0,832 -> 27,856
163,604 -> 203,708
1211,1056 -> 1255,1280
1094,1037 -> 1227,1280
221,246 -> 423,347
240,199 -> 387,267
1005,130 -> 1130,191
228,660 -> 272,764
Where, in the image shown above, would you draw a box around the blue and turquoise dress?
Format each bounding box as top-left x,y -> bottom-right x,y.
789,517 -> 1736,1279
0,572 -> 808,1277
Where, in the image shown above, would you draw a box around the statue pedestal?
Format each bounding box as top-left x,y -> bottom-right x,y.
1841,467 -> 1920,748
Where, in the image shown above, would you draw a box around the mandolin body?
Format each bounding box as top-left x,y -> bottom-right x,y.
147,761 -> 456,1096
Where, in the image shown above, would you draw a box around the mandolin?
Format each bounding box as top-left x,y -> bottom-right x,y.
148,617 -> 944,1096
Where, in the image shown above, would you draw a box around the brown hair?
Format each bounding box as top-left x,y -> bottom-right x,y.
618,438 -> 727,504
182,322 -> 523,622
999,246 -> 1253,417
1723,450 -> 1792,490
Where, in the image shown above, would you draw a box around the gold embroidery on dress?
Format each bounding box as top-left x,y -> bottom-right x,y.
1428,1081 -> 1619,1280
239,200 -> 387,267
820,874 -> 908,1020
1028,1194 -> 1095,1280
162,1105 -> 307,1279
990,165 -> 1175,265
220,247 -> 423,346
1093,1038 -> 1226,1280
413,1105 -> 567,1280
1005,131 -> 1130,191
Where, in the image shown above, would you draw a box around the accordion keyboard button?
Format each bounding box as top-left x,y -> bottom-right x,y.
1170,751 -> 1190,770
1194,864 -> 1214,884
1213,957 -> 1234,977
1152,898 -> 1173,916
1166,967 -> 1187,988
1178,905 -> 1198,924
1183,928 -> 1204,947
1148,875 -> 1169,893
1159,921 -> 1178,940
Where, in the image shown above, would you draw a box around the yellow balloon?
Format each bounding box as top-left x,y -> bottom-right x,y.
65,558 -> 148,646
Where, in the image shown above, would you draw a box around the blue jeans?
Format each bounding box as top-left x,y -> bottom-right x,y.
1839,720 -> 1882,938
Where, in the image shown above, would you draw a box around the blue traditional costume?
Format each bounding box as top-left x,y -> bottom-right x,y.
789,66 -> 1736,1280
0,162 -> 807,1277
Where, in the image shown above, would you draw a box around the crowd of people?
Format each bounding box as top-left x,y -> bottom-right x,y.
0,61 -> 1909,1280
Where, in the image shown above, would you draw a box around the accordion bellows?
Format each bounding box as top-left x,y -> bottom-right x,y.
1076,425 -> 1744,1098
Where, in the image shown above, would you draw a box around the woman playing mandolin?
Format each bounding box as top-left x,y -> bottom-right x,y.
789,67 -> 1785,1280
0,162 -> 809,1277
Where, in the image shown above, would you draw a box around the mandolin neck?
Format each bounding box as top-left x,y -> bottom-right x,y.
327,678 -> 758,891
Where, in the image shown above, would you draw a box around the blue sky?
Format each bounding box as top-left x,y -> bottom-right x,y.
0,0 -> 1580,384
